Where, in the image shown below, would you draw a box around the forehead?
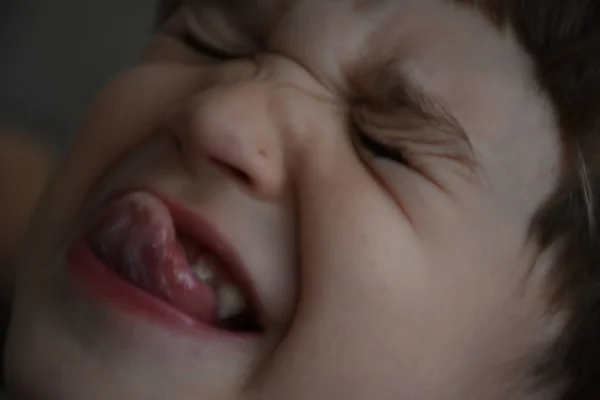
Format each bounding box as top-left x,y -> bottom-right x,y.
184,0 -> 508,74
184,0 -> 539,138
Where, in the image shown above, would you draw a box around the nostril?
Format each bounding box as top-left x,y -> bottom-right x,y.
210,157 -> 252,186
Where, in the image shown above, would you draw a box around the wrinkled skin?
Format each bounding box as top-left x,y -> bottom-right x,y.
5,0 -> 564,399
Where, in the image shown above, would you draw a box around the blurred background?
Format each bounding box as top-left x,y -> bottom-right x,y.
0,0 -> 157,153
0,0 -> 158,270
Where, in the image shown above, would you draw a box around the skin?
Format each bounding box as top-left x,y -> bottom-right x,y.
4,0 -> 565,399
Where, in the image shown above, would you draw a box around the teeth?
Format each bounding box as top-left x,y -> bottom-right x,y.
217,284 -> 247,320
187,250 -> 249,322
191,259 -> 215,284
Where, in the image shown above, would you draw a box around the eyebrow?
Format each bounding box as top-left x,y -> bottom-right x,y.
348,59 -> 478,171
177,0 -> 477,172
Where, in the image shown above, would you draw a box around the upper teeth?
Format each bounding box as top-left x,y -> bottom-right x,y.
191,259 -> 215,284
217,284 -> 247,320
191,258 -> 248,321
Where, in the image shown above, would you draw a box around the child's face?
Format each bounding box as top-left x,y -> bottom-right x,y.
6,1 -> 563,399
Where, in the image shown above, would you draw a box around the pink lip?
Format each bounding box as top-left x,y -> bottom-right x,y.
68,240 -> 209,333
156,191 -> 263,327
67,189 -> 262,337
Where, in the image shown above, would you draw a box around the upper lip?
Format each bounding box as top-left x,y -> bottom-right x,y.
99,187 -> 264,330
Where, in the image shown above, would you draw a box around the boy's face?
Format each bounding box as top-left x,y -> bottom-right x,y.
6,0 -> 563,399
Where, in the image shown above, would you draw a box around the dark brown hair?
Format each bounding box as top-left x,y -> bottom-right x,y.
456,2 -> 600,399
156,1 -> 600,398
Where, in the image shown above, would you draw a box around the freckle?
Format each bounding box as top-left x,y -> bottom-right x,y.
258,149 -> 268,158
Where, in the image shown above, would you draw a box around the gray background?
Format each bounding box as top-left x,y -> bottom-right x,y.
0,0 -> 157,153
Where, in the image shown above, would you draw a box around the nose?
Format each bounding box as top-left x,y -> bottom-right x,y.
169,83 -> 286,200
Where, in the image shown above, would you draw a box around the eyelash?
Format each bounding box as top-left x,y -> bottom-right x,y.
352,122 -> 409,165
181,32 -> 237,60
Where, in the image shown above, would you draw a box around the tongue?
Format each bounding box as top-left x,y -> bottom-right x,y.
87,192 -> 216,323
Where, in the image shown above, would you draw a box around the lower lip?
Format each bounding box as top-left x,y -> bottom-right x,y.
67,239 -> 228,337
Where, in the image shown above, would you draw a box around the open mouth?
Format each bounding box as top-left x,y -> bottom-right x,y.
85,191 -> 261,333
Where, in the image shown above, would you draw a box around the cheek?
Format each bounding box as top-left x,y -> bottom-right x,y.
293,133 -> 430,340
270,147 -> 538,397
31,66 -> 197,235
257,155 -> 437,397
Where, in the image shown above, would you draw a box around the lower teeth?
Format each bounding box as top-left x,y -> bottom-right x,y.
191,262 -> 215,284
217,284 -> 247,320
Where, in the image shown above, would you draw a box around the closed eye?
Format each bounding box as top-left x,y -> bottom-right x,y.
181,32 -> 239,60
352,120 -> 410,166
